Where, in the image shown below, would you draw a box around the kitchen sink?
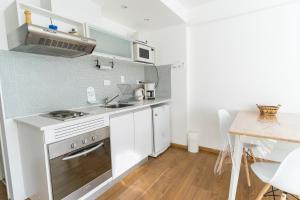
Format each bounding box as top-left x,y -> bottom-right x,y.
102,103 -> 134,109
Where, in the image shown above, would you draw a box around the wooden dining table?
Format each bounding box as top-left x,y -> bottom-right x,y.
228,111 -> 300,200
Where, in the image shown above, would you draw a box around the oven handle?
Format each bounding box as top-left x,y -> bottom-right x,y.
62,142 -> 104,161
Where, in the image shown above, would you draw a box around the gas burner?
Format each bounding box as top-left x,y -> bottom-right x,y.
41,110 -> 89,121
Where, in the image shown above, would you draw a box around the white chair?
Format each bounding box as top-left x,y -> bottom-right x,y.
217,109 -> 257,187
251,148 -> 300,200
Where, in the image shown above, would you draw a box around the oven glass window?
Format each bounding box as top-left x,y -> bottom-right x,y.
139,48 -> 150,59
49,139 -> 111,200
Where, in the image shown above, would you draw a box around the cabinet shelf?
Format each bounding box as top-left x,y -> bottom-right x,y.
91,52 -> 133,62
93,54 -> 155,69
16,1 -> 85,35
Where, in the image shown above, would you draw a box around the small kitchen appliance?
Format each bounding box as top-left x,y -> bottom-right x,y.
133,41 -> 155,64
151,104 -> 171,157
144,83 -> 156,100
134,88 -> 145,101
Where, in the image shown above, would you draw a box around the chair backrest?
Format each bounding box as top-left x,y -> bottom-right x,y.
270,148 -> 300,195
218,109 -> 234,150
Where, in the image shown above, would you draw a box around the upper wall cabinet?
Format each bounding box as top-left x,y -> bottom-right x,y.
85,24 -> 133,61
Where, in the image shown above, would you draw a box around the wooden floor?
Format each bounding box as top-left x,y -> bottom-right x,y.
0,181 -> 7,200
98,147 -> 284,200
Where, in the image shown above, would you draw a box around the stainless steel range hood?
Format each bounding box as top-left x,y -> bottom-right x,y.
8,24 -> 96,58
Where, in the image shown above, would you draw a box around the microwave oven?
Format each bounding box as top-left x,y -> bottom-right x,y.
133,42 -> 155,64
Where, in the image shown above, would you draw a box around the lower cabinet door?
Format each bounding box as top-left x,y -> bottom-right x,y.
110,108 -> 153,179
110,112 -> 136,178
134,108 -> 153,160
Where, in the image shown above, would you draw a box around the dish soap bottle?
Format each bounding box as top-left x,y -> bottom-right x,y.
24,10 -> 32,24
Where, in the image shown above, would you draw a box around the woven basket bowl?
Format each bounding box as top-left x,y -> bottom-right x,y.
256,104 -> 281,116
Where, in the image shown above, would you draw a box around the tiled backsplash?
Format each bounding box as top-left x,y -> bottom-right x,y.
144,65 -> 171,98
0,51 -> 146,118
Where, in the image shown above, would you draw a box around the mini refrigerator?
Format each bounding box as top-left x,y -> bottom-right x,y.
151,104 -> 171,157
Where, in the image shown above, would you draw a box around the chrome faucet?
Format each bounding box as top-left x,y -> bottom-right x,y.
104,94 -> 119,106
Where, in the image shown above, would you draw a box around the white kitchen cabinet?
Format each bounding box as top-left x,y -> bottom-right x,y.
85,24 -> 133,61
133,108 -> 153,160
110,112 -> 136,178
110,108 -> 153,179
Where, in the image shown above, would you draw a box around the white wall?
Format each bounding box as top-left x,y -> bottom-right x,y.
140,24 -> 188,145
188,1 -> 300,155
0,0 -> 14,50
0,12 -> 8,50
187,0 -> 297,24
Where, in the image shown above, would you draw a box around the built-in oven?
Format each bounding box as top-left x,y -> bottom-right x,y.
133,42 -> 155,64
48,126 -> 112,200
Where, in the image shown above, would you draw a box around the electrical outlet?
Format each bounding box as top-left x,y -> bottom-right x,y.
103,80 -> 111,86
121,76 -> 125,83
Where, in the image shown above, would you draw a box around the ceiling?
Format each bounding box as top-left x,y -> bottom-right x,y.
99,0 -> 185,31
177,0 -> 213,9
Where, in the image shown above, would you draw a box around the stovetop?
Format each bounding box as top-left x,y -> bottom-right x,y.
41,110 -> 89,121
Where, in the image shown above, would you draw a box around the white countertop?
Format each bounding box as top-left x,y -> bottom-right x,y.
16,98 -> 171,130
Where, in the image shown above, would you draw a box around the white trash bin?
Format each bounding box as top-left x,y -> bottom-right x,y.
188,132 -> 199,153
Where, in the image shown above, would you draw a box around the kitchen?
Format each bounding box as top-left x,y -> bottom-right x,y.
1,0 -> 300,200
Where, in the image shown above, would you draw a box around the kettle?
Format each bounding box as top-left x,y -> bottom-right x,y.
134,88 -> 145,101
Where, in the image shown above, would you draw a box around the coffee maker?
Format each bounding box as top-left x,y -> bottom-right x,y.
144,83 -> 156,100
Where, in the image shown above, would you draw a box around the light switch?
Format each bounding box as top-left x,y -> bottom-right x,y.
121,76 -> 125,83
104,80 -> 111,86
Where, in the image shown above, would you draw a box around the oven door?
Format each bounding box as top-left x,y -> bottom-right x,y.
134,43 -> 155,64
49,138 -> 112,200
